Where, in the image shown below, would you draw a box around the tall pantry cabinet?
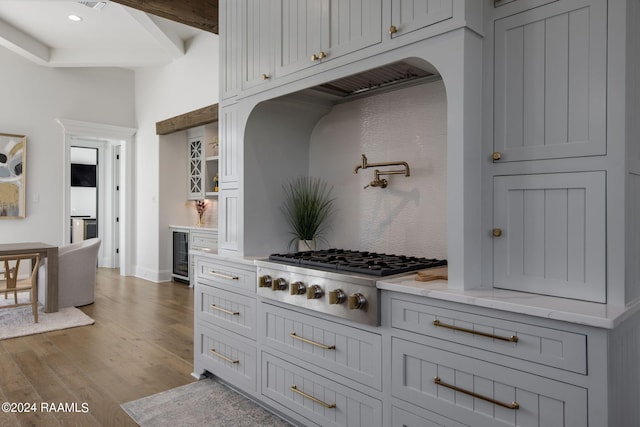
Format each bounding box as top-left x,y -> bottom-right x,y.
485,0 -> 640,307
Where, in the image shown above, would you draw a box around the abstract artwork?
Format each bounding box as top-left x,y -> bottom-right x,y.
0,133 -> 26,218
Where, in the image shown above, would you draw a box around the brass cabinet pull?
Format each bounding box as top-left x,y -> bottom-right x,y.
209,348 -> 239,364
290,332 -> 336,350
311,51 -> 327,61
434,377 -> 519,410
261,73 -> 270,80
389,25 -> 398,34
208,270 -> 239,280
433,319 -> 518,343
210,304 -> 240,316
290,385 -> 336,408
492,228 -> 503,237
492,151 -> 502,161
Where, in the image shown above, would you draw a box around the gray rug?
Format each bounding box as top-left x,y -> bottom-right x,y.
121,377 -> 294,427
0,292 -> 94,340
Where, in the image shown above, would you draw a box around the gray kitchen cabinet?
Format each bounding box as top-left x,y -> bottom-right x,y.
385,292 -> 607,427
187,135 -> 204,200
220,0 -> 242,100
492,172 -> 606,302
241,0 -> 277,92
218,103 -> 240,185
391,405 -> 468,427
388,0 -> 454,39
187,124 -> 219,200
275,0 -> 382,78
193,255 -> 258,396
492,0 -> 607,162
260,302 -> 383,390
262,352 -> 383,427
391,337 -> 587,427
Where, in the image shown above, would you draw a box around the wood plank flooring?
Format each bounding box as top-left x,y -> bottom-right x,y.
0,268 -> 195,427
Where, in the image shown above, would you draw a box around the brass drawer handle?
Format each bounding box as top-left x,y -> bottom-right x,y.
433,319 -> 518,343
434,377 -> 519,410
210,304 -> 240,316
209,348 -> 239,364
208,270 -> 239,280
290,332 -> 336,350
290,385 -> 336,408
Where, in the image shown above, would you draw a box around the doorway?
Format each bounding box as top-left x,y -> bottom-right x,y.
57,119 -> 136,276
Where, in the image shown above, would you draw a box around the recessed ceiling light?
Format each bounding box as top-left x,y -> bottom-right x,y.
68,14 -> 83,22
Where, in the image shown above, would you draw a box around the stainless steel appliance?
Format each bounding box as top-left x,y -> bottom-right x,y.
256,249 -> 446,326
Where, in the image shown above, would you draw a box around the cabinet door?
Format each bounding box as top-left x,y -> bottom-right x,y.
493,172 -> 606,302
218,188 -> 240,253
187,137 -> 204,199
389,0 -> 454,38
276,0 -> 382,77
220,0 -> 242,99
391,338 -> 588,427
242,0 -> 276,90
493,0 -> 606,161
219,104 -> 240,184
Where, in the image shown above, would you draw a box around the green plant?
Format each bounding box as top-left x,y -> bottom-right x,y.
282,176 -> 335,250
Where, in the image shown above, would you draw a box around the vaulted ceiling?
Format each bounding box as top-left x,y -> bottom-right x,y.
0,0 -> 218,68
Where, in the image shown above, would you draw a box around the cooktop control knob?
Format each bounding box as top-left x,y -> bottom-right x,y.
258,275 -> 272,288
272,277 -> 288,291
348,293 -> 367,310
290,281 -> 306,295
306,284 -> 323,300
329,289 -> 346,305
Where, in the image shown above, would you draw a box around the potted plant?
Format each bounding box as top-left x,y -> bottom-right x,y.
282,176 -> 335,251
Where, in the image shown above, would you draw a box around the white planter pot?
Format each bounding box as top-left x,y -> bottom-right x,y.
298,240 -> 316,251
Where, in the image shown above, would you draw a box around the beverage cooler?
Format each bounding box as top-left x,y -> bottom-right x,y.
172,229 -> 189,283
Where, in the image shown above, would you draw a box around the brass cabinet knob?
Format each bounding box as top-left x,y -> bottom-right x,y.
492,152 -> 502,161
389,25 -> 398,35
310,53 -> 318,61
260,73 -> 270,80
318,51 -> 326,59
492,228 -> 503,237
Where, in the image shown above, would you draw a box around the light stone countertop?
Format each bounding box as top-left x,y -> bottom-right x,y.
377,275 -> 640,330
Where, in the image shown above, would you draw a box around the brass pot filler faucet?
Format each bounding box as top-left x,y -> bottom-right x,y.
353,154 -> 410,189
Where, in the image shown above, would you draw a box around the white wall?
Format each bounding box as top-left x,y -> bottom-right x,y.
134,32 -> 219,282
309,81 -> 448,259
0,48 -> 135,245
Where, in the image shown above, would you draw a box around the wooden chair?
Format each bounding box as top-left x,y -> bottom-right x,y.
0,253 -> 40,323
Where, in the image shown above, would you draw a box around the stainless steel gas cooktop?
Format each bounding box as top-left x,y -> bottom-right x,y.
268,248 -> 447,277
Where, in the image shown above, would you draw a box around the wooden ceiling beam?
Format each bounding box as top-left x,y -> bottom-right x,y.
111,0 -> 218,34
156,104 -> 218,135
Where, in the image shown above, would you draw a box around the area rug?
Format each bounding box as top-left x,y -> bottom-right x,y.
0,293 -> 94,340
121,377 -> 294,427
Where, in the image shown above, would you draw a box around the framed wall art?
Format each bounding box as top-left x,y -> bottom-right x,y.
0,133 -> 26,218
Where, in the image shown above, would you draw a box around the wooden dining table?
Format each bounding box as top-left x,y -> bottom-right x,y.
0,242 -> 58,313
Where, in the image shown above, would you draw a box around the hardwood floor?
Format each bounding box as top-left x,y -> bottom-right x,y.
0,268 -> 195,426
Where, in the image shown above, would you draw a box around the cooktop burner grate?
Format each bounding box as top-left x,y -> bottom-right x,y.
268,249 -> 447,276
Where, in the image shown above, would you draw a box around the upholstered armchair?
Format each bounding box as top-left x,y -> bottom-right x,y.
40,238 -> 101,308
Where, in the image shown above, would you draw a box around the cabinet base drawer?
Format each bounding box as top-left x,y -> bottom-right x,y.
196,257 -> 257,294
262,352 -> 382,427
390,295 -> 587,374
261,302 -> 382,390
391,337 -> 587,427
196,284 -> 256,339
196,323 -> 256,393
